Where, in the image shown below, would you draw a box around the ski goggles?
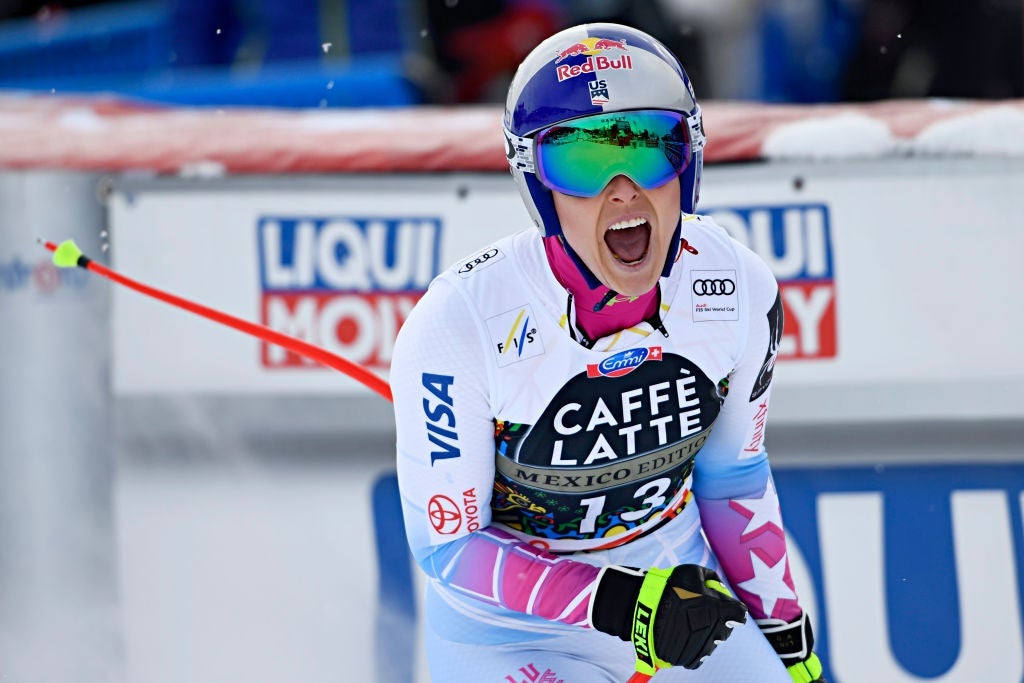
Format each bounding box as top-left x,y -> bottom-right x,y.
505,108 -> 705,197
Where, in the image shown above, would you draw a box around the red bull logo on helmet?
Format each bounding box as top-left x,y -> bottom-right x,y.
554,37 -> 632,82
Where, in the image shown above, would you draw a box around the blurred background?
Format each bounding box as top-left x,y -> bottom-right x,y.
0,0 -> 1021,107
1,2 -> 1024,683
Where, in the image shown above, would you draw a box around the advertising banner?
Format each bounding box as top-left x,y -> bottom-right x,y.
109,177 -> 521,395
369,461 -> 1024,682
109,159 -> 1024,422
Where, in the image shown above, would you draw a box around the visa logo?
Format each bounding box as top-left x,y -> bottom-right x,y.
422,373 -> 460,465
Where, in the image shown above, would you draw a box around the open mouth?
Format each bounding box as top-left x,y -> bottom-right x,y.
604,217 -> 651,265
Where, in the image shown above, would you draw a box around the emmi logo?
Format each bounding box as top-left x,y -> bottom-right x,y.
257,216 -> 442,369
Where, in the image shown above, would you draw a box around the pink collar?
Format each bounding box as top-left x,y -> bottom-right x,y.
543,236 -> 658,342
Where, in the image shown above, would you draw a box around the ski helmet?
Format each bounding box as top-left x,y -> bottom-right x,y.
503,23 -> 705,247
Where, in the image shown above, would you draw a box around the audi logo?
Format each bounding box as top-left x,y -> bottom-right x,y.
458,248 -> 499,274
428,494 -> 462,534
692,278 -> 735,296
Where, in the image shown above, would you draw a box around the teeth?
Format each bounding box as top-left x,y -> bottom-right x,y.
607,217 -> 646,231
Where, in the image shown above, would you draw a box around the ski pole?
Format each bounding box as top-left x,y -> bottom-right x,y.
40,238 -> 393,402
43,237 -> 650,683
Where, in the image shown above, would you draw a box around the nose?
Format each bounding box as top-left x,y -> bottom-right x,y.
605,174 -> 639,203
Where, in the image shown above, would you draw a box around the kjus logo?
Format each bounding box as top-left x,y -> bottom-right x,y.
486,305 -> 544,367
257,216 -> 441,370
587,346 -> 662,378
707,204 -> 837,360
553,37 -> 632,82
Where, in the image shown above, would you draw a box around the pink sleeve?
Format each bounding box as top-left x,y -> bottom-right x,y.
691,251 -> 804,622
427,526 -> 602,626
696,473 -> 801,621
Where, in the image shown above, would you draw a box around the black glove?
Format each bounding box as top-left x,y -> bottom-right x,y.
756,612 -> 826,682
592,565 -> 748,674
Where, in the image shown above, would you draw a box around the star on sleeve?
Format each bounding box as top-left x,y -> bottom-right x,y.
728,478 -> 784,538
736,551 -> 797,618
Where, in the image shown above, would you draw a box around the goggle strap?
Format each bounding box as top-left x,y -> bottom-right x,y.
503,128 -> 536,173
687,108 -> 706,152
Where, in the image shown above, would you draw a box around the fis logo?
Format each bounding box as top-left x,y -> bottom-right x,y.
257,216 -> 442,370
486,305 -> 544,367
707,204 -> 837,360
587,346 -> 662,378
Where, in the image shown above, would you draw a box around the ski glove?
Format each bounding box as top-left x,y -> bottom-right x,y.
591,564 -> 747,674
757,612 -> 826,683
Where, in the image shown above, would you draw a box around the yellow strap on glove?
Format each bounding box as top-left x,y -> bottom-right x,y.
787,651 -> 824,683
757,612 -> 826,682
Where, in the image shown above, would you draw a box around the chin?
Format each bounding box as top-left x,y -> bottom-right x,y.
607,269 -> 659,296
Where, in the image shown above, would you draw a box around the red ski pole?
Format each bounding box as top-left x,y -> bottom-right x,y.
40,238 -> 393,402
43,237 -> 649,683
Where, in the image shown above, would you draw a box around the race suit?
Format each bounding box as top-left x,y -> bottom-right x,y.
391,214 -> 803,682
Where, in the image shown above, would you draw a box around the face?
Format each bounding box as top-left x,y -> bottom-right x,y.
553,175 -> 680,296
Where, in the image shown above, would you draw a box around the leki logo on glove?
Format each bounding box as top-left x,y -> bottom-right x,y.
632,604 -> 655,668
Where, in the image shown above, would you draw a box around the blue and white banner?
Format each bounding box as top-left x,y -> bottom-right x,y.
778,463 -> 1024,682
373,462 -> 1024,682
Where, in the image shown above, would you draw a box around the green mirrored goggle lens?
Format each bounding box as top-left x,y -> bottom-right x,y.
534,110 -> 691,197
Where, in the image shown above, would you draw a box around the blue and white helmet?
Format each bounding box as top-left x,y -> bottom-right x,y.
503,23 -> 706,241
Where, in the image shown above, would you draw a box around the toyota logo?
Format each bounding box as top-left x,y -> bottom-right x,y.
428,494 -> 462,534
692,278 -> 735,296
